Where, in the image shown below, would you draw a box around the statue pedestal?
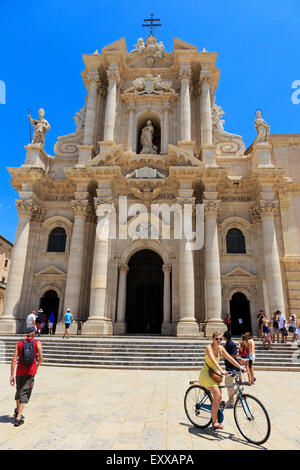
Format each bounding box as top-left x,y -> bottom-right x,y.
200,145 -> 217,166
253,142 -> 274,168
177,140 -> 195,155
76,145 -> 95,166
23,144 -> 52,170
98,140 -> 116,153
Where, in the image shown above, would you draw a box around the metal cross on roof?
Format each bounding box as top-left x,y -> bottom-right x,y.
142,13 -> 161,36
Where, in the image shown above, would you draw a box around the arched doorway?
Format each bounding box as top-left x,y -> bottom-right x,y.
126,249 -> 164,334
39,290 -> 59,334
230,292 -> 252,335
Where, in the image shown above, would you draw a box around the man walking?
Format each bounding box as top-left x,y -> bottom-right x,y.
62,308 -> 73,339
223,331 -> 240,408
26,311 -> 36,331
10,326 -> 43,426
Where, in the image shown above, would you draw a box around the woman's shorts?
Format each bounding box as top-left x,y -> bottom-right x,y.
249,353 -> 255,367
48,323 -> 53,328
15,375 -> 35,403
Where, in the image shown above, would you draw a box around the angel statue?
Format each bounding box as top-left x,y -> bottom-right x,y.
254,111 -> 270,144
28,108 -> 50,148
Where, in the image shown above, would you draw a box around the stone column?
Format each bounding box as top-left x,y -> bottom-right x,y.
179,63 -> 192,142
83,70 -> 99,145
162,264 -> 172,335
63,200 -> 90,320
103,63 -> 120,143
176,195 -> 199,336
257,201 -> 286,315
203,199 -> 225,337
161,103 -> 170,154
0,200 -> 43,333
114,263 -> 129,334
200,68 -> 213,145
127,101 -> 136,152
83,199 -> 114,335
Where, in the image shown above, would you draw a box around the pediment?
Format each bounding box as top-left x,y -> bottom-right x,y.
101,38 -> 127,54
87,145 -> 203,171
34,265 -> 67,277
222,267 -> 257,279
173,38 -> 197,51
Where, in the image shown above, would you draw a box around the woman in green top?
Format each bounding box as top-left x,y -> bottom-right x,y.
199,331 -> 243,430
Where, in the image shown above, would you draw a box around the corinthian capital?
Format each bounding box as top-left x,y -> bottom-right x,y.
179,62 -> 191,81
71,199 -> 92,218
87,69 -> 99,86
107,63 -> 120,83
203,199 -> 220,219
16,199 -> 44,220
259,201 -> 278,218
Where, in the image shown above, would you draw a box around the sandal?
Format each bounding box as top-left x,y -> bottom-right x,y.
14,418 -> 24,427
13,408 -> 25,419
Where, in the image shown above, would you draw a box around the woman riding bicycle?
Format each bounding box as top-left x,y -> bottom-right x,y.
199,331 -> 244,430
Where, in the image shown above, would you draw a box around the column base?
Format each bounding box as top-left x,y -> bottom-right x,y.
55,322 -> 78,336
81,317 -> 112,336
205,320 -> 227,338
161,322 -> 172,336
23,144 -> 51,170
113,322 -> 126,335
98,140 -> 116,153
176,320 -> 200,337
0,318 -> 18,334
177,140 -> 195,155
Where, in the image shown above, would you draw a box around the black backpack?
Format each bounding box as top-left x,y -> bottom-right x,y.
21,340 -> 36,366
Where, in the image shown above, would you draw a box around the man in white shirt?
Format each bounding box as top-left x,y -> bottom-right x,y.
278,310 -> 287,343
26,311 -> 37,331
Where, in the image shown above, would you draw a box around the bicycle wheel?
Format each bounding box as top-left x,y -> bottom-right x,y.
184,385 -> 212,428
234,394 -> 271,445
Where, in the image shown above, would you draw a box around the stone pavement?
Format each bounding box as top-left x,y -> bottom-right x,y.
0,364 -> 299,450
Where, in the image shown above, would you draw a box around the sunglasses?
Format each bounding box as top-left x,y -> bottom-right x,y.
214,337 -> 222,341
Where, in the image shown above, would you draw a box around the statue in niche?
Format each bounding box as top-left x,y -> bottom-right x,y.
254,111 -> 270,144
140,120 -> 158,154
28,108 -> 50,148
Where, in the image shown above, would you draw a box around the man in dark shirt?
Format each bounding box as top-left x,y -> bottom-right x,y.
223,331 -> 240,408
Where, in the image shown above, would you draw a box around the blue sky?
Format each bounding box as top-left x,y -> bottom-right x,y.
0,0 -> 299,242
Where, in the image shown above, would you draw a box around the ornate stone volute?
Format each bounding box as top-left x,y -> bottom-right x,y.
106,63 -> 120,83
203,199 -> 220,219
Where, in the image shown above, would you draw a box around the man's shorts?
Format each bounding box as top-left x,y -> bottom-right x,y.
15,375 -> 35,403
65,323 -> 70,329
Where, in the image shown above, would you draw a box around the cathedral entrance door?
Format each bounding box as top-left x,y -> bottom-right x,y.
230,292 -> 252,335
126,250 -> 163,334
39,290 -> 59,334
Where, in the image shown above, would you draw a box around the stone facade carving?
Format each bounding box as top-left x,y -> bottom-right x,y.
124,74 -> 175,95
131,36 -> 165,59
212,104 -> 246,156
54,106 -> 86,156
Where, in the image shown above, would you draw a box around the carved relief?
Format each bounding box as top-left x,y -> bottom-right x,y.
54,106 -> 86,157
124,74 -> 175,95
212,104 -> 245,156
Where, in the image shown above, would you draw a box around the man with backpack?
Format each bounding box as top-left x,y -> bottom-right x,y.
10,326 -> 43,426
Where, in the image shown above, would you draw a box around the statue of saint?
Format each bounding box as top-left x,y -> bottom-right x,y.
28,108 -> 50,148
254,111 -> 270,144
140,120 -> 158,154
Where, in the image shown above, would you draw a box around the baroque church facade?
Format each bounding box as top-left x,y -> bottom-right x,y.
1,35 -> 300,337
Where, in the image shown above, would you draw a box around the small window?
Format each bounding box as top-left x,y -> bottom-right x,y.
226,228 -> 246,254
47,227 -> 66,253
4,259 -> 8,268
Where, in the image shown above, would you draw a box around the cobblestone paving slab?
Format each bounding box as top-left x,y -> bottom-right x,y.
0,365 -> 299,450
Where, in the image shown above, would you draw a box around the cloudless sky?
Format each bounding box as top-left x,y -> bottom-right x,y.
0,0 -> 299,242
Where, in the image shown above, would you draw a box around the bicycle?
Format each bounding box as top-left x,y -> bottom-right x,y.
184,370 -> 271,445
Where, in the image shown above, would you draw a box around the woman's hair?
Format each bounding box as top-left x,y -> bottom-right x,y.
245,332 -> 252,339
212,331 -> 221,339
241,334 -> 247,342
